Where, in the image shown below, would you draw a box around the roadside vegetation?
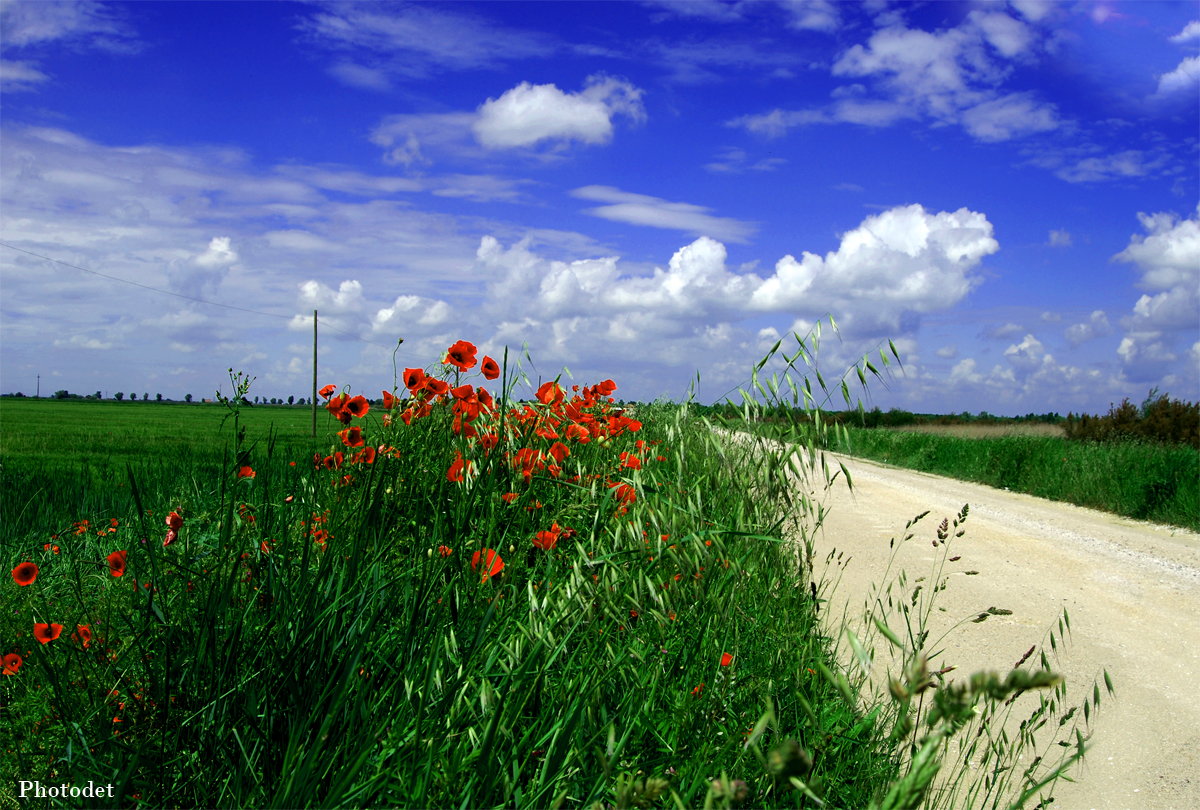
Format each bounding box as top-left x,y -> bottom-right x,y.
3,327 -> 1099,808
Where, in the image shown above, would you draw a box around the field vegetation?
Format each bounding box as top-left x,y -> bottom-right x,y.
3,328 -> 1101,808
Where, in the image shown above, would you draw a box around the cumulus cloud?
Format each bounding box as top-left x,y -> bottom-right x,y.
1064,310 -> 1112,346
1111,207 -> 1200,380
1169,20 -> 1200,44
194,237 -> 238,267
299,280 -> 365,313
570,186 -> 757,243
473,75 -> 644,150
372,294 -> 452,331
1155,55 -> 1200,98
477,203 -> 997,347
935,344 -> 957,358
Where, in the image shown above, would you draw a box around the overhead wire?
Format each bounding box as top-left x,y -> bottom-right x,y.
0,241 -> 407,353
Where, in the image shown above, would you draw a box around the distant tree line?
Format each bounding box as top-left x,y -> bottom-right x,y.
2,391 -> 313,406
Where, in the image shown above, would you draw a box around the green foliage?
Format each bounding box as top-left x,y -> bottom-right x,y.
834,428 -> 1199,531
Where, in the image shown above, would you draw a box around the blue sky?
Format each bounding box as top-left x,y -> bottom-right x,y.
1,0 -> 1197,413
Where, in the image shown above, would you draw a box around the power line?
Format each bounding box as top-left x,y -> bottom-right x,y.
0,241 -> 404,352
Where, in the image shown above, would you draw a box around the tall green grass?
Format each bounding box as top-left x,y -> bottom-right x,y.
832,427 -> 1199,531
2,329 -> 1097,809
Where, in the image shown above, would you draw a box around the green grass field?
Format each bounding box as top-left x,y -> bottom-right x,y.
1,335 -> 1099,809
833,426 -> 1199,532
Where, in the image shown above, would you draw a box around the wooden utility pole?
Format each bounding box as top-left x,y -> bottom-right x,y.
312,309 -> 318,437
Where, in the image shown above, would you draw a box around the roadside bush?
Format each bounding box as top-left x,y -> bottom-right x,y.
1065,389 -> 1199,448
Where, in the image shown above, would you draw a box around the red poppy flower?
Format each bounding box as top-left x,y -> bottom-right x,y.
479,432 -> 499,451
620,452 -> 641,470
382,390 -> 397,410
481,355 -> 500,380
403,367 -> 426,391
107,550 -> 127,577
721,652 -> 733,667
238,466 -> 256,479
451,383 -> 474,400
322,455 -> 336,470
533,522 -> 561,551
471,548 -> 504,582
536,381 -> 564,406
444,340 -> 478,371
611,483 -> 637,506
438,545 -> 453,557
34,623 -> 63,644
165,511 -> 183,531
692,683 -> 704,698
355,446 -> 376,464
565,424 -> 589,442
43,543 -> 60,554
334,451 -> 344,469
2,653 -> 21,676
319,384 -> 337,400
477,387 -> 495,411
501,492 -> 518,503
12,562 -> 37,587
446,455 -> 471,483
339,426 -> 364,448
73,624 -> 92,649
424,378 -> 450,397
344,395 -> 370,419
163,529 -> 177,548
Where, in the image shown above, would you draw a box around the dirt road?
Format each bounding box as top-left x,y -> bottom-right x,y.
811,453 -> 1200,810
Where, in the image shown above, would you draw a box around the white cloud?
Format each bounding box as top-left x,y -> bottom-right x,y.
473,75 -> 644,150
296,4 -> 552,80
1169,21 -> 1200,44
264,230 -> 342,253
731,11 -> 1059,143
0,59 -> 49,92
477,203 -> 997,350
372,294 -> 452,331
1114,206 -> 1200,291
981,322 -> 1024,340
936,344 -> 957,358
949,357 -> 982,384
570,185 -> 757,243
1047,149 -> 1170,184
1041,311 -> 1061,322
1003,334 -> 1047,373
1155,55 -> 1200,98
1110,207 -> 1200,382
781,0 -> 841,32
299,280 -> 365,313
1047,228 -> 1072,247
1064,310 -> 1112,346
0,0 -> 137,51
52,334 -> 114,350
960,93 -> 1058,142
370,112 -> 479,165
703,147 -> 787,173
326,62 -> 391,92
194,237 -> 238,267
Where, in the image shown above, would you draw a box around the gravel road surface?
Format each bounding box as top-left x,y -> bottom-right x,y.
811,453 -> 1199,810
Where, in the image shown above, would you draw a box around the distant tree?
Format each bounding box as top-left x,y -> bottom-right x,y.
156,393 -> 163,402
116,392 -> 125,401
54,390 -> 69,399
143,393 -> 149,402
288,395 -> 295,405
185,394 -> 193,403
94,391 -> 102,400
